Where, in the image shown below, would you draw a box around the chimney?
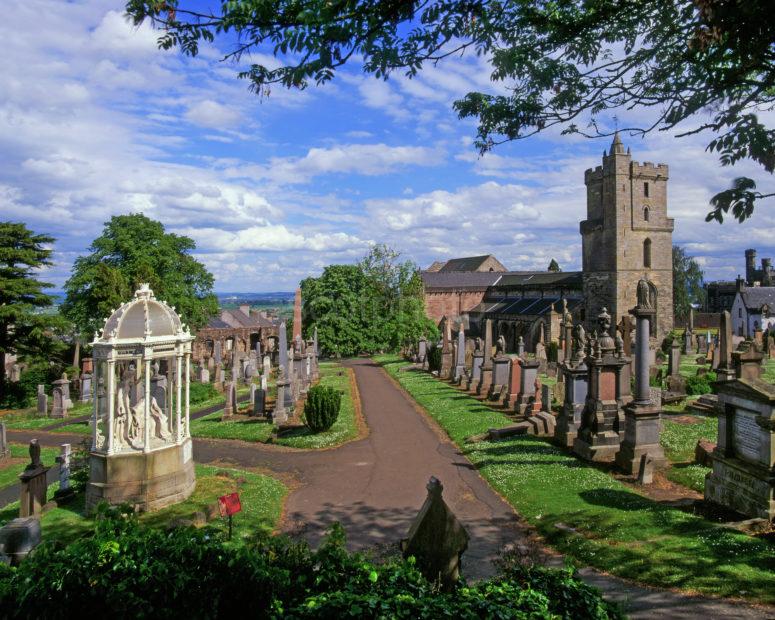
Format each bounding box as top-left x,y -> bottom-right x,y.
736,275 -> 746,292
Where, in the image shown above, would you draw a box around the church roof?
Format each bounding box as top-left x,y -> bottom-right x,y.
469,295 -> 584,317
739,287 -> 775,312
438,254 -> 506,272
494,271 -> 583,288
421,271 -> 503,291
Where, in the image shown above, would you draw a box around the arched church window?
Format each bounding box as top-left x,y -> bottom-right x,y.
643,206 -> 650,221
643,238 -> 652,268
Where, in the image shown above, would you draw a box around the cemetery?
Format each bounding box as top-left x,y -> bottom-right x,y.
3,1 -> 775,616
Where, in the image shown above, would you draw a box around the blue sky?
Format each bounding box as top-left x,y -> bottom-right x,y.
2,0 -> 774,292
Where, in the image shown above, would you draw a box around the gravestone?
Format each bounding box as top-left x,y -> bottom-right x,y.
554,324 -> 588,448
705,377 -> 775,520
213,341 -> 222,365
263,355 -> 271,377
253,386 -> 266,417
488,354 -> 511,401
513,358 -> 540,416
36,385 -> 47,416
0,422 -> 9,461
79,373 -> 92,403
18,440 -> 50,518
0,517 -> 41,566
466,346 -> 483,392
477,319 -> 494,396
50,376 -> 70,419
516,336 -> 525,357
452,327 -> 466,384
417,337 -> 428,365
198,367 -> 210,383
222,382 -> 237,419
260,373 -> 268,392
439,317 -> 454,380
668,341 -> 681,377
274,368 -> 289,423
541,384 -> 553,413
54,443 -> 74,502
615,281 -> 667,475
400,477 -> 469,591
717,310 -> 736,381
574,308 -> 629,463
637,454 -> 654,485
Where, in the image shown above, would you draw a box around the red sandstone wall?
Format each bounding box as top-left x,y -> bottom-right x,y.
424,290 -> 487,323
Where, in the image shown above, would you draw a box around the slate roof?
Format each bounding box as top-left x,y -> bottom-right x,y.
439,255 -> 504,272
421,271 -> 504,290
468,296 -> 584,317
739,287 -> 775,312
206,308 -> 278,330
493,271 -> 583,288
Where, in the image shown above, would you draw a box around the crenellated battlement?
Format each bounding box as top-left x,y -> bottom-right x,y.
584,165 -> 603,182
631,161 -> 669,178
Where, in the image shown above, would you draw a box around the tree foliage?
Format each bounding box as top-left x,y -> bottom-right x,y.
301,245 -> 437,356
672,245 -> 705,326
127,0 -> 775,221
547,258 -> 561,272
62,213 -> 218,336
0,222 -> 69,404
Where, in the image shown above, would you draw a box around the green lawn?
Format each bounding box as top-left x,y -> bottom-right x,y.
660,414 -> 717,493
191,362 -> 360,449
0,465 -> 287,546
0,444 -> 61,489
377,354 -> 775,604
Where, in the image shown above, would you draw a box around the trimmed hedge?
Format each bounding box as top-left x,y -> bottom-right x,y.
303,385 -> 342,433
0,508 -> 621,619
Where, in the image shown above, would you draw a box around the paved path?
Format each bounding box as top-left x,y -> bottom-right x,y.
4,358 -> 773,618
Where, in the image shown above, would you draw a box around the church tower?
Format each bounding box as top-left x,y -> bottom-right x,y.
580,133 -> 674,341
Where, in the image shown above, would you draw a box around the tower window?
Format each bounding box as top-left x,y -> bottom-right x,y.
643,206 -> 650,221
643,238 -> 652,268
644,182 -> 650,197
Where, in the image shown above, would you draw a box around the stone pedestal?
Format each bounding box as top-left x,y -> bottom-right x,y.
50,376 -> 70,419
0,518 -> 41,566
615,402 -> 667,474
501,355 -> 522,410
513,359 -> 540,416
555,363 -> 588,448
86,439 -> 195,513
487,355 -> 511,401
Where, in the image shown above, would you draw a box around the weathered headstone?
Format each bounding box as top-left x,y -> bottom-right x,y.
668,340 -> 681,377
263,355 -> 271,377
54,443 -> 74,502
222,382 -> 237,419
541,383 -> 553,413
400,477 -> 469,590
452,326 -> 466,383
439,317 -> 454,380
50,376 -> 70,419
18,440 -> 50,518
0,422 -> 9,461
554,324 -> 588,448
717,310 -> 736,381
274,367 -> 289,423
516,336 -> 525,357
79,373 -> 93,403
477,319 -> 494,395
637,454 -> 654,485
260,373 -> 268,392
253,386 -> 266,417
417,337 -> 428,365
198,367 -> 210,383
36,385 -> 47,416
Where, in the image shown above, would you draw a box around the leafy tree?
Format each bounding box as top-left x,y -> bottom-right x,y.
301,245 -> 436,356
127,0 -> 775,221
547,258 -> 561,272
62,214 -> 218,336
0,222 -> 69,404
673,245 -> 705,326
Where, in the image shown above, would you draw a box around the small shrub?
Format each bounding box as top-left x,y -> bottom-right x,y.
427,345 -> 442,372
304,385 -> 342,433
686,371 -> 717,395
189,382 -> 219,405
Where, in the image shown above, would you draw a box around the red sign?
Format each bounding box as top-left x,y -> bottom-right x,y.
218,492 -> 242,517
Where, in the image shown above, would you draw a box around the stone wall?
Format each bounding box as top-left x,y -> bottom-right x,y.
424,289 -> 488,324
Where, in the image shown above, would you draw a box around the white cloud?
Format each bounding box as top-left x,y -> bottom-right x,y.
185,100 -> 243,129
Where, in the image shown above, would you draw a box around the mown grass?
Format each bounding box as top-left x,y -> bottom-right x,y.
0,444 -> 61,489
660,414 -> 717,493
0,465 -> 287,546
377,354 -> 775,604
191,362 -> 359,449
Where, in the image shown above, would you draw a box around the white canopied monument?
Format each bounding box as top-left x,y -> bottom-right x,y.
86,285 -> 195,512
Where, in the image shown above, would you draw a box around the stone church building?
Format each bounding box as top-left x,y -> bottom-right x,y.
421,134 -> 674,350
